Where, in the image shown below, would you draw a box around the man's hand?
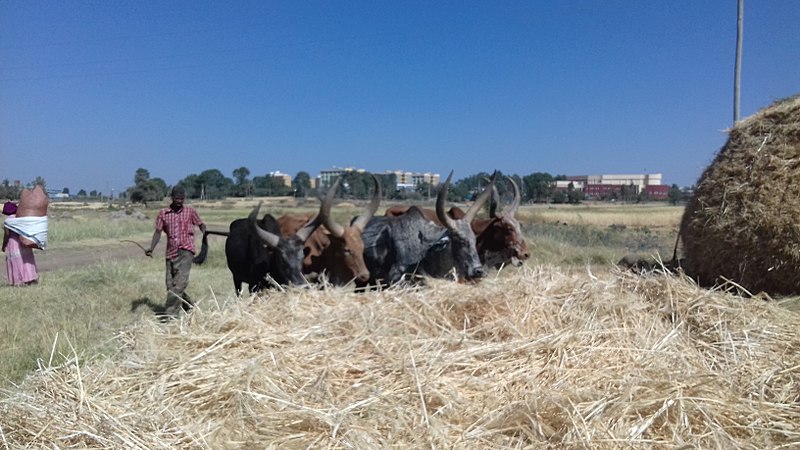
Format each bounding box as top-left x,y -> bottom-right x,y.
145,248 -> 153,257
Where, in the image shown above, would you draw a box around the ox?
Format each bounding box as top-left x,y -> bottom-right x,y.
278,174 -> 382,285
361,171 -> 496,286
204,200 -> 327,295
449,176 -> 530,268
384,176 -> 530,269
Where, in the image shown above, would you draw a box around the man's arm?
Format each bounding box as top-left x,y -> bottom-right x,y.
145,229 -> 161,257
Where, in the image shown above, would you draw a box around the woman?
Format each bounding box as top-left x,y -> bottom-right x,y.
2,201 -> 39,286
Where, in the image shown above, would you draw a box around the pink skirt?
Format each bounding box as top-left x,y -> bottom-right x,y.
5,232 -> 38,286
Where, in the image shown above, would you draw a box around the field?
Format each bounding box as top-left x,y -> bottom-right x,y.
1,199 -> 799,448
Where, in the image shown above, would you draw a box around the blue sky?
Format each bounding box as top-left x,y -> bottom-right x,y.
1,1 -> 798,196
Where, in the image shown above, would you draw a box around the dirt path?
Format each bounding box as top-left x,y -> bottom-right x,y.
35,242 -> 159,273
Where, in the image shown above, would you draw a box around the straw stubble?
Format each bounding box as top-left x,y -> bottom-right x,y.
1,266 -> 799,449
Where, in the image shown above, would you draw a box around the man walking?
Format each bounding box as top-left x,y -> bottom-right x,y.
146,185 -> 206,316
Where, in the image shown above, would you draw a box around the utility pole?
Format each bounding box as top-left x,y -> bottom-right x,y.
733,0 -> 744,124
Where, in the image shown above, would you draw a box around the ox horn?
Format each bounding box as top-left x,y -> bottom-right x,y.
463,170 -> 498,223
296,211 -> 323,243
249,202 -> 280,248
352,173 -> 382,231
321,177 -> 345,238
436,171 -> 459,231
501,176 -> 521,217
482,176 -> 499,218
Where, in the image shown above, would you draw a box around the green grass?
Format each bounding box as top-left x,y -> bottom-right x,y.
0,244 -> 232,387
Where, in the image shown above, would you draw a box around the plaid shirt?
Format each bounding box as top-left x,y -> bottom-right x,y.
155,206 -> 203,260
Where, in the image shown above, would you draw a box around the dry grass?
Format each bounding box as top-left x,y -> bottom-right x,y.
519,204 -> 682,230
681,94 -> 800,295
2,266 -> 798,449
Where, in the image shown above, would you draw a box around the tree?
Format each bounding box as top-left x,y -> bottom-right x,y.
0,179 -> 21,200
566,182 -> 583,204
178,169 -> 234,199
522,172 -> 555,203
62,187 -> 70,195
33,176 -> 46,190
134,168 -> 150,185
126,168 -> 168,204
377,173 -> 398,199
292,171 -> 312,198
77,189 -> 87,197
89,190 -> 98,198
233,166 -> 251,197
668,184 -> 683,205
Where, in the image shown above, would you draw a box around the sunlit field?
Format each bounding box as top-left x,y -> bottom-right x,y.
2,199 -> 798,448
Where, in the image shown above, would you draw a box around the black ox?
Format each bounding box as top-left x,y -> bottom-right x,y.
361,171 -> 496,286
204,203 -> 322,295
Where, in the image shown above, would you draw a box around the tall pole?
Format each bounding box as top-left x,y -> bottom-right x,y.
733,0 -> 743,124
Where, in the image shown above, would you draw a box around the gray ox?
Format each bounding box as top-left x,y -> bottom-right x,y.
361,171 -> 496,286
385,176 -> 530,269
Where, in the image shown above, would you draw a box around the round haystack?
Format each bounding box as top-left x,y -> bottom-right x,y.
680,95 -> 800,295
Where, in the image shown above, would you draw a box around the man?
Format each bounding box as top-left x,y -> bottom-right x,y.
145,185 -> 206,316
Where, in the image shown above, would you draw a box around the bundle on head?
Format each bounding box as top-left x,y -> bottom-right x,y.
680,94 -> 800,295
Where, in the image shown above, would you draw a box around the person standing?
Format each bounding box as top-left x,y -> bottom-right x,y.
2,201 -> 39,286
145,186 -> 206,316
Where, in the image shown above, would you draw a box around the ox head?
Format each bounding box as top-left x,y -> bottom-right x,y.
482,176 -> 530,267
249,202 -> 321,287
435,170 -> 497,281
318,174 -> 382,284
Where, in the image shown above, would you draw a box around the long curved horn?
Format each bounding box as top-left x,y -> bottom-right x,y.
501,176 -> 521,217
352,173 -> 382,231
464,170 -> 498,223
249,202 -> 280,248
436,171 -> 459,231
481,176 -> 499,218
321,177 -> 345,238
296,213 -> 322,242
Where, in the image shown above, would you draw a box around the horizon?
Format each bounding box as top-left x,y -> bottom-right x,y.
3,2 -> 798,195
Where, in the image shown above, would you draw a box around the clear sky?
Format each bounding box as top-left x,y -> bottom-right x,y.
2,1 -> 798,196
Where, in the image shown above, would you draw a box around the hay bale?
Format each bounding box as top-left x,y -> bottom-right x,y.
680,95 -> 800,295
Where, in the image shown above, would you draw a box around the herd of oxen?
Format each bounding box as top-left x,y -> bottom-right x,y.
197,171 -> 531,294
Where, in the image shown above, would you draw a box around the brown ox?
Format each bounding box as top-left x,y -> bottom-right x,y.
384,176 -> 530,268
278,175 -> 381,285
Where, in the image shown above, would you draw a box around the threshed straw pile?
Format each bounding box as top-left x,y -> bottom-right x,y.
2,267 -> 799,448
680,94 -> 800,295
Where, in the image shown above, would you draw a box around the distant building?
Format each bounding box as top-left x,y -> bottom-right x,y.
644,185 -> 669,200
566,173 -> 666,200
268,171 -> 292,188
316,167 -> 440,192
316,167 -> 366,188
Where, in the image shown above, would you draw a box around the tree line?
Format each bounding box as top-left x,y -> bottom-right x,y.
0,168 -> 688,205
124,167 -> 689,205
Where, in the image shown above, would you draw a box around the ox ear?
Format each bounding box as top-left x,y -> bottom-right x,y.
500,176 -> 521,218
436,170 -> 459,231
321,177 -> 345,237
352,173 -> 382,231
464,170 -> 498,223
250,202 -> 280,248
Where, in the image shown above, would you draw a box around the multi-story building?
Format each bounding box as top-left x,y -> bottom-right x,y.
316,167 -> 440,192
316,167 -> 366,189
268,171 -> 292,187
566,173 -> 667,200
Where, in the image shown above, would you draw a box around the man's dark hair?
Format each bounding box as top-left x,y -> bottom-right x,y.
171,185 -> 186,198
